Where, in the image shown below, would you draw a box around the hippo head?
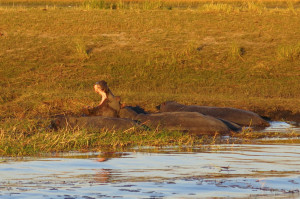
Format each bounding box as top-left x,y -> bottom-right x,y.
94,80 -> 110,105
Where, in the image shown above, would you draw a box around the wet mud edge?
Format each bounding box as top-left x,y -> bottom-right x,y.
256,108 -> 300,124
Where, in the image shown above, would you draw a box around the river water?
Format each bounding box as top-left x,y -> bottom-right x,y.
0,121 -> 300,199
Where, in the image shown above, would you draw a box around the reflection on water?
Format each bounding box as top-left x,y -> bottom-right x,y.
0,144 -> 300,198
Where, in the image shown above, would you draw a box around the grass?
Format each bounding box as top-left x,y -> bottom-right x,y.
0,118 -> 201,156
277,42 -> 300,61
0,0 -> 300,156
74,38 -> 91,61
1,6 -> 299,117
1,118 -> 300,156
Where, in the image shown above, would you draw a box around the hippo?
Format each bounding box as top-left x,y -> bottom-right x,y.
82,98 -> 119,117
50,115 -> 141,131
82,80 -> 122,117
94,80 -> 121,113
119,107 -> 236,135
157,101 -> 269,127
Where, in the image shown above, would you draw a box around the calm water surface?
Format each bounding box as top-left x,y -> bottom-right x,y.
0,121 -> 300,199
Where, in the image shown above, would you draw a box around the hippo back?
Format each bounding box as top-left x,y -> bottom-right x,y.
135,112 -> 231,135
159,101 -> 269,127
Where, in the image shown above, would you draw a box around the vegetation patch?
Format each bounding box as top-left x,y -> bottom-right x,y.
0,0 -> 300,156
277,43 -> 300,61
0,118 -> 202,156
1,118 -> 299,156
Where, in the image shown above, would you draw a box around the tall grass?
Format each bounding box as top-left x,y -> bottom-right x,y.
0,118 -> 200,156
228,43 -> 245,61
1,118 -> 300,156
82,0 -> 169,10
201,3 -> 237,13
277,43 -> 300,61
287,0 -> 297,15
75,39 -> 90,61
245,1 -> 266,13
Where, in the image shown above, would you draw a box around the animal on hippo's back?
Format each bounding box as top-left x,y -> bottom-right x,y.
50,115 -> 141,131
157,101 -> 269,127
119,106 -> 236,135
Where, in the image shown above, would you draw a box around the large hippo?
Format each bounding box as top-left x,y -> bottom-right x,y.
50,115 -> 141,131
119,107 -> 236,135
157,101 -> 269,127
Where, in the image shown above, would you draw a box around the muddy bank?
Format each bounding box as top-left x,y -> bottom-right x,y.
255,109 -> 300,124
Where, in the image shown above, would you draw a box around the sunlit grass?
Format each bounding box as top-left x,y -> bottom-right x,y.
0,0 -> 300,156
0,5 -> 299,119
277,43 -> 300,61
74,38 -> 91,61
1,118 -> 299,156
0,118 -> 201,156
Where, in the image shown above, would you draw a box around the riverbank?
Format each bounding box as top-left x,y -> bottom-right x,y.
1,0 -> 300,120
0,0 -> 300,156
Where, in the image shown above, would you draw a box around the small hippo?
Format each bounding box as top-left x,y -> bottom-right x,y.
157,101 -> 269,127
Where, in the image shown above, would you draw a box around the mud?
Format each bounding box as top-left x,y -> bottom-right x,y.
257,109 -> 300,124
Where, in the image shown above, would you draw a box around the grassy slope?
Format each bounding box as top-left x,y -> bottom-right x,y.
1,5 -> 300,119
0,1 -> 300,156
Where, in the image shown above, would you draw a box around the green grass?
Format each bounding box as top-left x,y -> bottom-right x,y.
1,118 -> 300,156
0,118 -> 201,156
0,0 -> 300,156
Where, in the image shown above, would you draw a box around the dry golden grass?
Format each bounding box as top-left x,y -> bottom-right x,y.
1,0 -> 299,2
1,3 -> 299,119
0,1 -> 300,156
